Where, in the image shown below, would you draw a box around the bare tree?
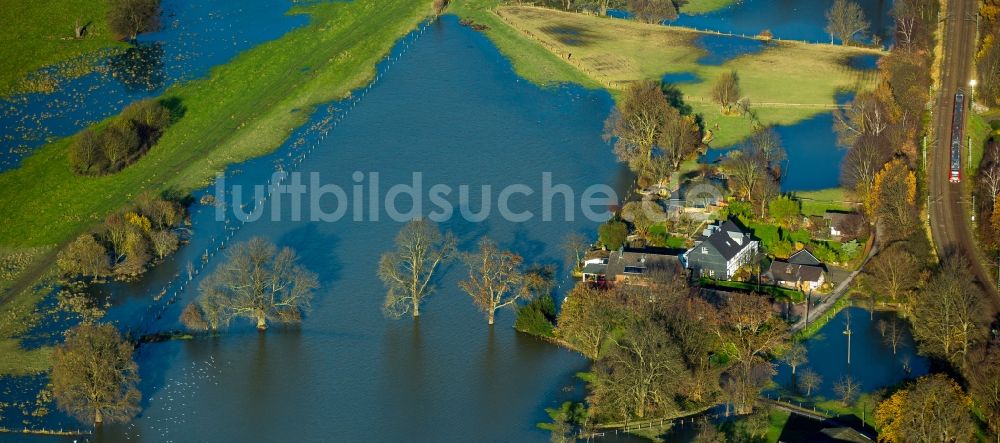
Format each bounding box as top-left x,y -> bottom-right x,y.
715,293 -> 788,414
711,71 -> 741,113
912,258 -> 986,364
51,324 -> 140,425
458,237 -> 524,325
57,234 -> 111,279
604,80 -> 670,180
197,237 -> 317,330
783,342 -> 808,375
834,375 -> 861,406
562,232 -> 589,273
883,315 -> 904,355
107,0 -> 161,40
980,164 -> 1000,209
825,0 -> 870,44
864,244 -> 919,306
658,106 -> 703,172
378,220 -> 457,319
626,0 -> 677,23
799,368 -> 822,396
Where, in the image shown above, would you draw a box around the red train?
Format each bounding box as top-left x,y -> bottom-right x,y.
950,91 -> 965,184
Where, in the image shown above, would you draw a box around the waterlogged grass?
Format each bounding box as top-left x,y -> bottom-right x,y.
0,0 -> 432,249
0,339 -> 52,376
488,6 -> 880,146
0,0 -> 124,95
450,0 -> 600,88
681,0 -> 738,15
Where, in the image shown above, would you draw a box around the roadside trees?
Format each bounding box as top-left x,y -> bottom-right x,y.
874,374 -> 974,443
51,324 -> 140,425
825,0 -> 870,44
197,237 -> 317,331
378,220 -> 457,319
458,237 -> 524,325
911,258 -> 986,365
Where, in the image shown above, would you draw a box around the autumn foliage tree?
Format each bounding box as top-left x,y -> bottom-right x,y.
867,158 -> 917,239
51,324 -> 141,425
875,374 -> 974,443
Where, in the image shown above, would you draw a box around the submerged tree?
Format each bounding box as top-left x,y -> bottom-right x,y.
799,368 -> 822,396
378,219 -> 457,318
108,0 -> 161,40
458,237 -> 524,325
51,324 -> 140,425
197,237 -> 317,330
825,0 -> 870,44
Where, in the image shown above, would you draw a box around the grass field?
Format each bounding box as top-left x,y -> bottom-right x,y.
0,0 -> 431,249
0,0 -> 124,95
793,187 -> 855,217
486,6 -> 881,146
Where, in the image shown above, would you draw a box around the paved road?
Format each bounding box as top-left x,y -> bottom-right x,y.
928,0 -> 999,304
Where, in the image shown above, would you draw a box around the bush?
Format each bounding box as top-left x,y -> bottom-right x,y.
180,303 -> 209,331
598,220 -> 628,250
514,294 -> 556,338
122,99 -> 171,132
69,100 -> 173,176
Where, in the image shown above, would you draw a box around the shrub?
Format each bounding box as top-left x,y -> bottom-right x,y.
102,119 -> 142,170
514,294 -> 557,338
180,303 -> 209,331
122,99 -> 171,132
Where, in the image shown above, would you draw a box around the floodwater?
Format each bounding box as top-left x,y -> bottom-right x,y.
699,111 -> 849,192
773,307 -> 930,400
674,0 -> 894,44
0,0 -> 308,171
1,16 -> 629,442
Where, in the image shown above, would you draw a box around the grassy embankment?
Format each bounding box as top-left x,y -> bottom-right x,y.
0,0 -> 124,95
465,5 -> 881,147
0,0 -> 432,374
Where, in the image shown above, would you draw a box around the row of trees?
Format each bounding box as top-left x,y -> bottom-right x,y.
604,80 -> 703,187
69,99 -> 173,175
556,280 -> 788,421
376,219 -> 549,326
57,192 -> 185,279
977,0 -> 1000,107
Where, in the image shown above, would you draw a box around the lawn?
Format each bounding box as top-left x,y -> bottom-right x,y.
766,409 -> 791,442
793,187 -> 856,217
0,0 -> 432,249
0,0 -> 125,95
487,6 -> 881,146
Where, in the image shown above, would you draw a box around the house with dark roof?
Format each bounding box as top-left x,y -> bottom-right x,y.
681,219 -> 758,280
823,211 -> 865,240
765,249 -> 826,291
581,248 -> 683,286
